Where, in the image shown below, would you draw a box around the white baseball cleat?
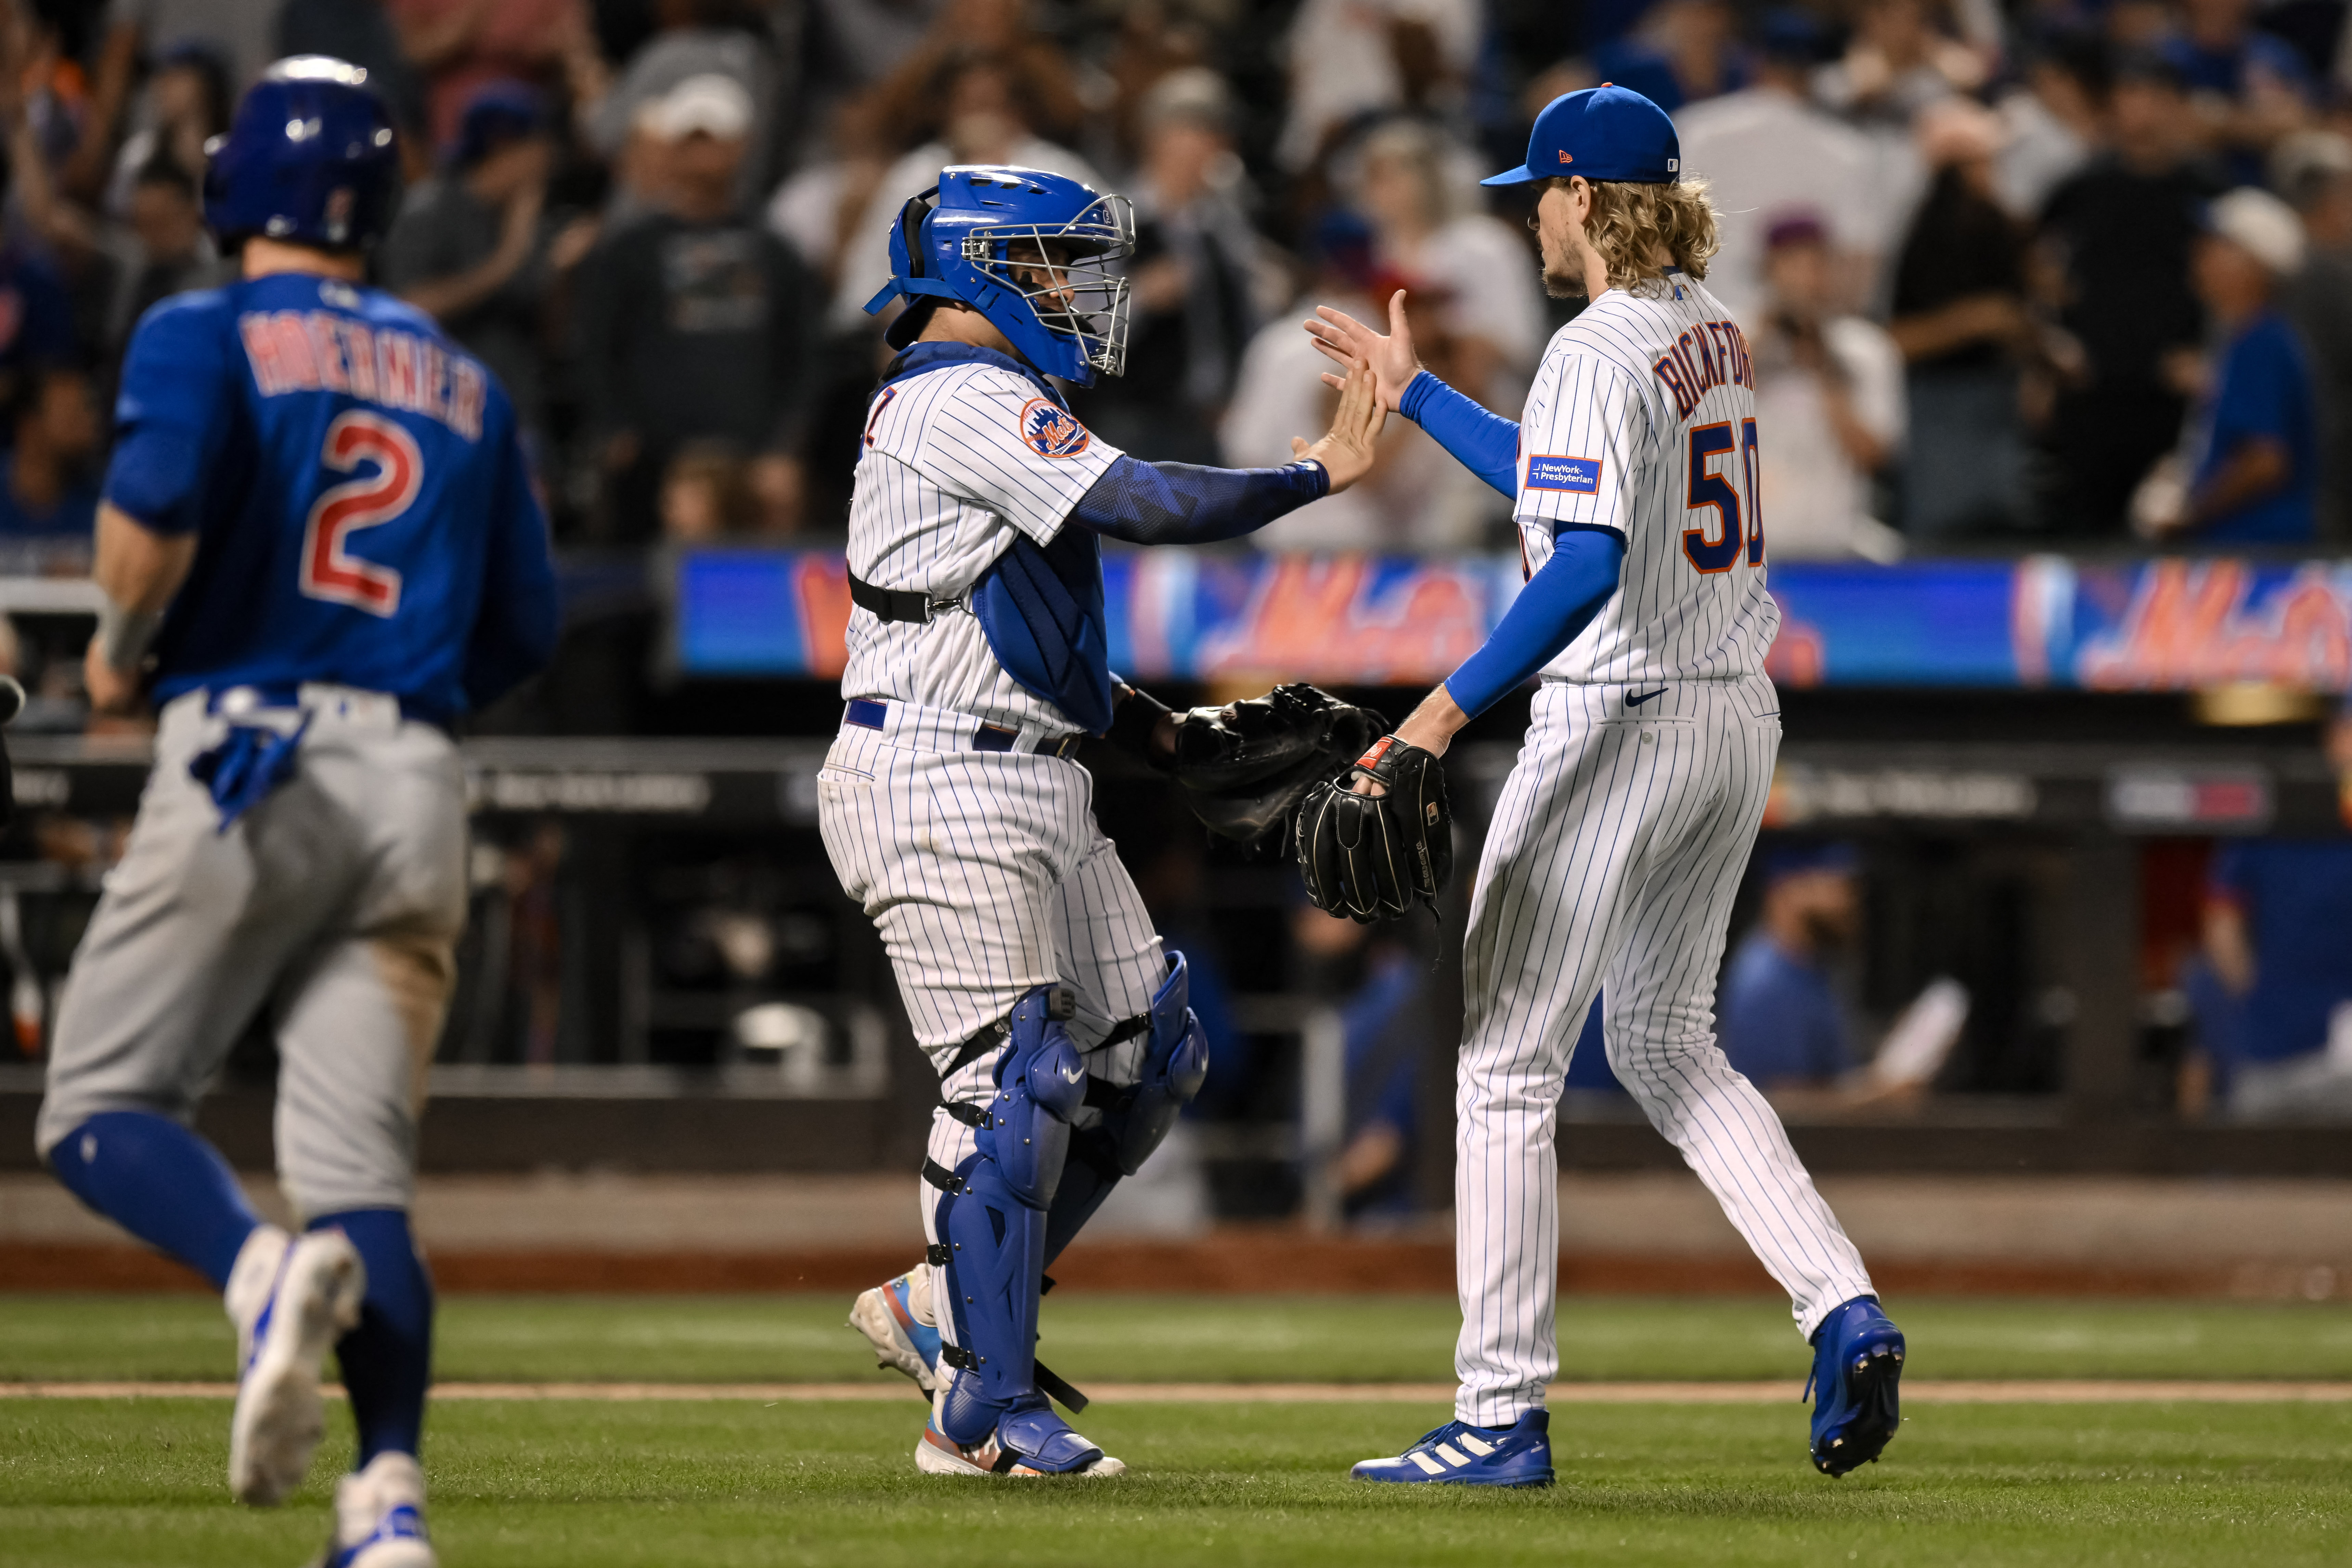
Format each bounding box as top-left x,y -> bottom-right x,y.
847,1268 -> 941,1394
312,1451 -> 436,1568
227,1224 -> 366,1506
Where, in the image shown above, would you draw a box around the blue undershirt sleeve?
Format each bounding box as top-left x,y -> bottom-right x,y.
1400,370 -> 1520,498
1440,529 -> 1626,718
1070,453 -> 1329,544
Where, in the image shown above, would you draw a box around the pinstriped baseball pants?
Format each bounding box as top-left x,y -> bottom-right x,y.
818,714 -> 1163,1353
1454,674 -> 1875,1426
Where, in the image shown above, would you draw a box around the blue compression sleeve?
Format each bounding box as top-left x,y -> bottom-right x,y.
1401,370 -> 1520,498
1071,454 -> 1329,544
1442,529 -> 1626,718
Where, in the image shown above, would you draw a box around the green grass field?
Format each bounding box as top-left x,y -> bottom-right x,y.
7,1294 -> 2352,1567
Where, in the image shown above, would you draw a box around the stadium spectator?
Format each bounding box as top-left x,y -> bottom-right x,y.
1749,211 -> 1907,561
385,0 -> 586,152
1347,118 -> 1545,401
1291,904 -> 1433,1223
0,363 -> 101,542
2185,838 -> 2352,1120
860,0 -> 1086,156
2034,54 -> 2223,538
1587,0 -> 1748,116
1224,242 -> 1486,552
1813,0 -> 1982,135
581,3 -> 785,218
1275,0 -> 1480,173
763,95 -> 892,288
657,442 -> 755,542
102,152 -> 227,360
2273,129 -> 2352,541
62,1 -> 270,204
1677,9 -> 1883,326
1887,99 -> 2032,539
830,48 -> 1100,332
92,40 -> 229,219
1719,842 -> 1864,1090
1994,27 -> 2110,221
2159,0 -> 2315,183
1070,69 -> 1268,465
2133,187 -> 2318,544
379,82 -> 590,444
573,71 -> 813,542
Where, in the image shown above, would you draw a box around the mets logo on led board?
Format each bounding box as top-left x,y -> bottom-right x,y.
1020,399 -> 1092,458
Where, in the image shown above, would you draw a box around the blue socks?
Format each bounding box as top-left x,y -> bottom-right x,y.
47,1111 -> 259,1290
48,1116 -> 432,1466
316,1208 -> 433,1465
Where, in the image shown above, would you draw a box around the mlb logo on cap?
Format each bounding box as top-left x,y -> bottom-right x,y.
1484,84 -> 1681,187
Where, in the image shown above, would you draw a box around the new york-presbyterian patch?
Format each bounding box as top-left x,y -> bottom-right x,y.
1019,399 -> 1093,458
1526,455 -> 1601,493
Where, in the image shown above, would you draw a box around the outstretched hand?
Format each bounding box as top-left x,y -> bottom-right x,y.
1290,352 -> 1387,493
1304,290 -> 1420,413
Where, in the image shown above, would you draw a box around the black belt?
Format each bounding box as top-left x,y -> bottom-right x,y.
848,569 -> 948,624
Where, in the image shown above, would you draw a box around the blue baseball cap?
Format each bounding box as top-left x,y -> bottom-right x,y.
1482,85 -> 1681,187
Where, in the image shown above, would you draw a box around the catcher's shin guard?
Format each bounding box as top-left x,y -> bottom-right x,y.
1048,951 -> 1211,1260
1104,951 -> 1210,1176
931,984 -> 1087,1433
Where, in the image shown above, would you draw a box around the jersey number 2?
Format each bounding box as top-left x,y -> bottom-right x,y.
301,411 -> 419,617
1682,418 -> 1763,573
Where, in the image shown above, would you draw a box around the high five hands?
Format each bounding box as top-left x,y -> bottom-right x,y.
1305,290 -> 1420,414
1291,345 -> 1390,492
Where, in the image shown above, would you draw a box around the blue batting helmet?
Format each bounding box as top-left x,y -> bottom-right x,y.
862,166 -> 1135,386
203,56 -> 401,253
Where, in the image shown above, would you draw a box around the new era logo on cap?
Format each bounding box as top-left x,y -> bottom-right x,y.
1526,455 -> 1602,494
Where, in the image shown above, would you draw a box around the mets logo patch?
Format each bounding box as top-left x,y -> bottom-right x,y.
1526,455 -> 1601,494
1020,399 -> 1093,458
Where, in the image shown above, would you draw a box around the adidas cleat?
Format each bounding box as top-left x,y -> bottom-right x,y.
1352,1409 -> 1553,1487
228,1226 -> 366,1506
848,1269 -> 941,1394
1807,1294 -> 1905,1477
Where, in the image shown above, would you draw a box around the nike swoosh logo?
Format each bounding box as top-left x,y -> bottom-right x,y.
1627,688 -> 1668,708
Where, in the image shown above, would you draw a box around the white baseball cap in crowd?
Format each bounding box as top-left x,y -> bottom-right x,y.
2205,186 -> 2306,276
635,72 -> 753,142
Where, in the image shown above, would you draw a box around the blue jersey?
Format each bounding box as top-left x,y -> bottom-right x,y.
103,272 -> 558,722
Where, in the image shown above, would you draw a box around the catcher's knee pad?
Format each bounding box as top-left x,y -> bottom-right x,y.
1097,951 -> 1210,1178
932,984 -> 1087,1424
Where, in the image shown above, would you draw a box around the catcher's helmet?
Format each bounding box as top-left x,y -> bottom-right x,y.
204,56 -> 401,253
862,166 -> 1134,385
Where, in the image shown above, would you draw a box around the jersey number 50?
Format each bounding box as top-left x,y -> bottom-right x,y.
301,410 -> 418,617
1682,418 -> 1764,573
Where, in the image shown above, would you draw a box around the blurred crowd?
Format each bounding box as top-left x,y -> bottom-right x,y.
2,0 -> 2352,561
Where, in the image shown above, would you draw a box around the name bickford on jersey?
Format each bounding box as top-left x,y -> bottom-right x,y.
1514,271 -> 1780,684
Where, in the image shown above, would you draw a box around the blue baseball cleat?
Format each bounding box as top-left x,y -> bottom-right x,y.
1807,1294 -> 1905,1476
1352,1409 -> 1553,1487
849,1269 -> 942,1395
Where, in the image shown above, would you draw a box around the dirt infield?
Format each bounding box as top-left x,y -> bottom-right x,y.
6,1239 -> 2342,1299
8,1380 -> 2352,1403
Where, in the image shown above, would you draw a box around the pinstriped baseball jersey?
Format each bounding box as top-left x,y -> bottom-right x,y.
845,361 -> 1122,733
1516,273 -> 1779,684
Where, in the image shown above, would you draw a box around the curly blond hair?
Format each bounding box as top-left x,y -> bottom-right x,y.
1580,174 -> 1722,295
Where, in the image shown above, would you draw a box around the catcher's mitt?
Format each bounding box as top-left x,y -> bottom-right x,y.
1165,683 -> 1387,851
1295,735 -> 1453,923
